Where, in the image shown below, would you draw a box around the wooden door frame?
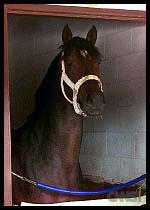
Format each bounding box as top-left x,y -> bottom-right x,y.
4,5 -> 12,206
4,4 -> 146,206
5,4 -> 146,21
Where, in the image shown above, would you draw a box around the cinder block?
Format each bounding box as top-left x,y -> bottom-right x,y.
107,132 -> 135,158
132,26 -> 146,53
116,105 -> 146,132
8,15 -> 37,43
100,59 -> 118,85
34,17 -> 102,45
74,19 -> 117,38
135,133 -> 146,159
103,82 -> 118,107
9,39 -> 35,72
116,52 -> 146,81
25,16 -> 70,38
80,132 -> 107,158
100,157 -> 121,183
120,158 -> 146,183
105,30 -> 132,59
35,31 -> 62,55
131,22 -> 145,28
94,21 -> 107,40
135,159 -> 146,176
68,18 -> 94,36
93,105 -> 118,132
96,36 -> 105,60
79,154 -> 101,176
79,155 -> 121,181
115,78 -> 146,107
100,20 -> 117,35
116,20 -> 131,33
83,118 -> 94,132
114,80 -> 133,107
120,158 -> 136,182
127,78 -> 146,105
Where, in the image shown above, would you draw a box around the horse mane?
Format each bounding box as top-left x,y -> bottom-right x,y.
60,37 -> 101,62
27,51 -> 63,121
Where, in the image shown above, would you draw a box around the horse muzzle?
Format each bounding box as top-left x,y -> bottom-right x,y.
79,91 -> 105,117
61,53 -> 104,117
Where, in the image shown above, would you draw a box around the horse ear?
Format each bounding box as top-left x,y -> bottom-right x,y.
62,24 -> 72,45
86,25 -> 97,45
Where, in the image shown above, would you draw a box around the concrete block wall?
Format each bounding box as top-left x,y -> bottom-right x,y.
8,15 -> 146,185
80,21 -> 146,184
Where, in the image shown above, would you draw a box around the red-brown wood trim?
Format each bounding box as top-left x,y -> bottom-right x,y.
4,6 -> 12,206
5,4 -> 146,22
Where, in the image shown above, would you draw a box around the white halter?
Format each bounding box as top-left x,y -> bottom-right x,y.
61,52 -> 103,117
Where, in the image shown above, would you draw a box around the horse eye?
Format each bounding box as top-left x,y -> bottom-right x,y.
66,59 -> 72,66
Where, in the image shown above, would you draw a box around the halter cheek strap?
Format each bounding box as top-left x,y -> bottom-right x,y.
61,53 -> 103,117
61,61 -> 74,104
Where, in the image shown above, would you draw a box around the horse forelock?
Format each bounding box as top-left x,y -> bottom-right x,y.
59,37 -> 101,62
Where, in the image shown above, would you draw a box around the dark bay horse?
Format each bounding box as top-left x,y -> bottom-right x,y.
11,24 -> 105,205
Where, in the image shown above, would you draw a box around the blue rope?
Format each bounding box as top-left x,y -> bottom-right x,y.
36,174 -> 146,196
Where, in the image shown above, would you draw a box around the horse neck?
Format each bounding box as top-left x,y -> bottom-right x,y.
49,99 -> 83,165
33,62 -> 83,168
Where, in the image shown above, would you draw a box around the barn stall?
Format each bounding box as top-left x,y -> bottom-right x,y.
4,4 -> 146,206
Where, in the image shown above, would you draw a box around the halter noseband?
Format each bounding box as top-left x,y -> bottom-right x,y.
61,52 -> 103,117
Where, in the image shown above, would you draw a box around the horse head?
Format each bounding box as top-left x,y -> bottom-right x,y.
60,24 -> 105,117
